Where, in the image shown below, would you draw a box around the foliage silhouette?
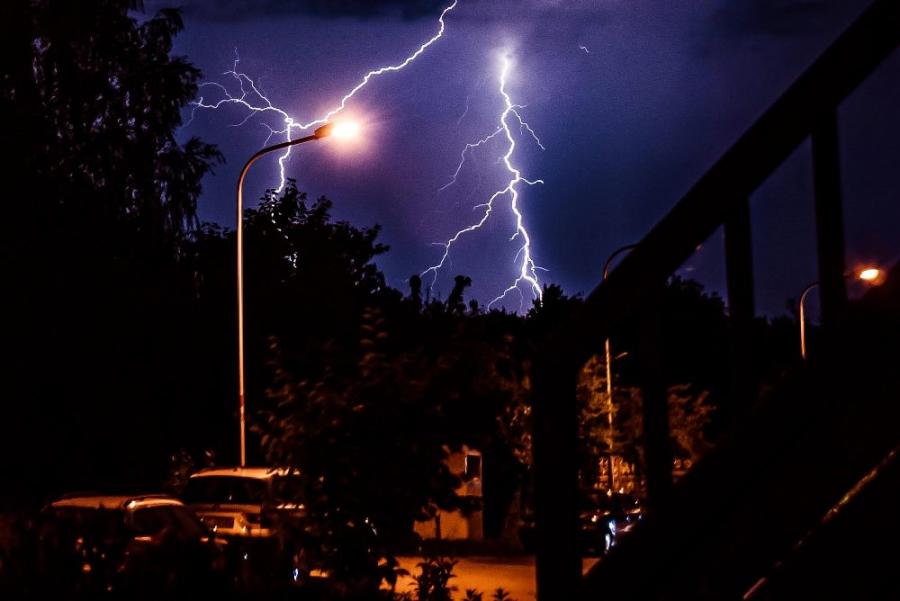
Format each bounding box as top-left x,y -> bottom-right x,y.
2,0 -> 222,500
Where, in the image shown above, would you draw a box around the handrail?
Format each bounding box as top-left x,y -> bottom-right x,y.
564,0 -> 900,359
532,1 -> 900,598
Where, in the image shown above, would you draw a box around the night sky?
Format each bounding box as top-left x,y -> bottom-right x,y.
145,0 -> 899,316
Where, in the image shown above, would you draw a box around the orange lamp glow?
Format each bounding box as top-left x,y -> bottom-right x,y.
330,120 -> 361,140
857,267 -> 882,282
313,120 -> 362,141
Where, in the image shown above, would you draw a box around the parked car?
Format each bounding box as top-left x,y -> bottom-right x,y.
584,490 -> 643,537
183,467 -> 302,537
36,494 -> 226,597
613,492 -> 643,533
182,467 -> 309,588
518,490 -> 643,556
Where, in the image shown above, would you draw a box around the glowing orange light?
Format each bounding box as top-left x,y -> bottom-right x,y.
858,268 -> 882,282
330,120 -> 361,140
314,119 -> 363,142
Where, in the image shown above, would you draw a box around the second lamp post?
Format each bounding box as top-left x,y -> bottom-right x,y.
601,243 -> 637,491
798,266 -> 882,360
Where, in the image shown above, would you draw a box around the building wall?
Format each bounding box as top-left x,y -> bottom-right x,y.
414,447 -> 483,541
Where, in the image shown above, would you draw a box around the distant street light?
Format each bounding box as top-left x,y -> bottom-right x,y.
858,267 -> 882,282
601,243 -> 637,491
235,120 -> 357,466
799,266 -> 883,360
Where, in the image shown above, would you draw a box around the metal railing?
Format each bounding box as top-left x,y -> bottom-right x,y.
529,1 -> 900,598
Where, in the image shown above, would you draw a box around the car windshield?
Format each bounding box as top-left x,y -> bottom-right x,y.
44,507 -> 126,541
581,492 -> 642,514
581,492 -> 608,511
182,476 -> 268,505
132,506 -> 206,538
610,493 -> 641,513
271,475 -> 303,503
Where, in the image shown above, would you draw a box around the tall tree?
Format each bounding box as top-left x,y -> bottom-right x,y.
259,309 -> 467,595
2,0 -> 219,243
1,0 -> 220,502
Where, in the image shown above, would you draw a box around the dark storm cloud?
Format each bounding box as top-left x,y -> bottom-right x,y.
712,0 -> 834,37
146,0 -> 611,23
161,0 -> 450,21
693,0 -> 868,57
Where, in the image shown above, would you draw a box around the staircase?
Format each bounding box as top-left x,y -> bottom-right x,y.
527,1 -> 900,598
581,295 -> 900,599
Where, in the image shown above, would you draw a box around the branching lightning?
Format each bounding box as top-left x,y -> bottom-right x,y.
191,1 -> 549,313
423,53 -> 546,311
191,0 -> 459,193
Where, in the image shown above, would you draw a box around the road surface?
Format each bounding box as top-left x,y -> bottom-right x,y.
395,556 -> 600,600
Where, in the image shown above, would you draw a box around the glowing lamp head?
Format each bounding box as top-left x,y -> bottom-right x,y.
857,267 -> 882,283
314,120 -> 361,141
332,121 -> 361,140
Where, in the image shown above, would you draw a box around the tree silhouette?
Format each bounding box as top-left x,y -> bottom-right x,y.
2,0 -> 220,501
259,309 -> 466,594
3,0 -> 219,242
577,355 -> 714,487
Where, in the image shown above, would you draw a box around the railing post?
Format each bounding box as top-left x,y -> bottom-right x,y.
532,348 -> 581,600
639,287 -> 673,513
724,197 -> 757,414
811,110 -> 848,335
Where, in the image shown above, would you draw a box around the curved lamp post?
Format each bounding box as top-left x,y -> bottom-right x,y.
601,243 -> 637,491
236,121 -> 357,466
799,266 -> 883,360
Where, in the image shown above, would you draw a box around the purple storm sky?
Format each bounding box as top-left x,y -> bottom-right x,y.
144,0 -> 899,316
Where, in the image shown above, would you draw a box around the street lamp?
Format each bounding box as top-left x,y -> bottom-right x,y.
858,267 -> 882,283
235,120 -> 357,466
799,266 -> 883,360
601,243 -> 637,491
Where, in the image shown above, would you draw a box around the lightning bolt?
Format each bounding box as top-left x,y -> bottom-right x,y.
192,3 -> 547,312
423,53 -> 546,311
191,0 -> 459,193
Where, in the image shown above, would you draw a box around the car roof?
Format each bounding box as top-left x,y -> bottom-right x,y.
50,495 -> 184,511
188,466 -> 295,480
